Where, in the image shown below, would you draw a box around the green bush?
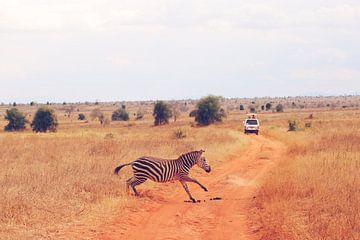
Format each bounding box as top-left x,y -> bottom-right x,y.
31,107 -> 58,132
153,101 -> 172,126
249,105 -> 256,113
276,104 -> 284,112
4,108 -> 27,131
112,108 -> 129,121
265,103 -> 272,110
78,113 -> 86,120
195,95 -> 225,125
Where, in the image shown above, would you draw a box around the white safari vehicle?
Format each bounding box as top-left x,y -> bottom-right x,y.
243,114 -> 260,135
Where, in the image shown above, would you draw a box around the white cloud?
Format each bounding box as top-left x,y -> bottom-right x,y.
1,1 -> 360,32
291,67 -> 360,82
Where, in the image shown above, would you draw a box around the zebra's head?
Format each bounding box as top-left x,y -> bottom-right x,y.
196,150 -> 211,173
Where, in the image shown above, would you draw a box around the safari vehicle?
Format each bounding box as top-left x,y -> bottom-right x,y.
243,114 -> 260,135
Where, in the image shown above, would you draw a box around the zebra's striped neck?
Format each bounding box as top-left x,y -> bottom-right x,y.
177,151 -> 201,171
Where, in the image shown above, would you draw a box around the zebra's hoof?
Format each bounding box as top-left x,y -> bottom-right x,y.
203,188 -> 208,192
190,198 -> 196,203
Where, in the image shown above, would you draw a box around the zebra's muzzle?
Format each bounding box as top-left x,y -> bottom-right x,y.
205,166 -> 211,173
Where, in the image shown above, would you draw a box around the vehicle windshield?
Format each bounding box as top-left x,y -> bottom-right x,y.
246,119 -> 258,125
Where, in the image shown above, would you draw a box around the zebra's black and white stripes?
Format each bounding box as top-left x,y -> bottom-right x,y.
114,150 -> 211,202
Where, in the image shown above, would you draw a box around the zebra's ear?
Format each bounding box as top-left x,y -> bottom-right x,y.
200,149 -> 205,153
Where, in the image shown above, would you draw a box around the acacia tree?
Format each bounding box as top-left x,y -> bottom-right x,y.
153,101 -> 172,126
112,107 -> 129,121
265,102 -> 272,110
195,95 -> 225,125
31,107 -> 58,132
275,103 -> 284,112
4,108 -> 27,131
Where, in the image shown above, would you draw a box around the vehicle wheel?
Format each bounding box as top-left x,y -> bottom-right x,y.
256,131 -> 259,135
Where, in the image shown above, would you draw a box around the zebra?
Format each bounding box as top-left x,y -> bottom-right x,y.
114,150 -> 211,203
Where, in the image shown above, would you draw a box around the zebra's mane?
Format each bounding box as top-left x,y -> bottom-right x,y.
178,150 -> 202,160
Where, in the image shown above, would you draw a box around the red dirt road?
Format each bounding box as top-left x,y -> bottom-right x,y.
95,135 -> 286,240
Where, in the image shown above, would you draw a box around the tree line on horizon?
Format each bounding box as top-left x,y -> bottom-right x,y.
3,95 -> 285,132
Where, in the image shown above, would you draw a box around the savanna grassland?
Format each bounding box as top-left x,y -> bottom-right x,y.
253,109 -> 360,240
0,96 -> 359,239
0,103 -> 245,239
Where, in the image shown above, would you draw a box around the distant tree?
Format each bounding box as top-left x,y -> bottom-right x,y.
46,101 -> 50,105
62,102 -> 66,105
4,108 -> 27,131
153,101 -> 172,126
261,105 -> 265,111
30,101 -> 35,106
275,104 -> 284,112
112,108 -> 129,121
78,113 -> 86,120
239,104 -> 245,111
31,107 -> 58,132
13,102 -> 17,107
249,105 -> 256,113
195,95 -> 225,125
265,103 -> 272,110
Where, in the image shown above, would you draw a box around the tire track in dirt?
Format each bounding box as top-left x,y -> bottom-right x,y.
96,135 -> 286,240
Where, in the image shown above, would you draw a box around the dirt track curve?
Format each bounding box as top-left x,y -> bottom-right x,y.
97,135 -> 286,240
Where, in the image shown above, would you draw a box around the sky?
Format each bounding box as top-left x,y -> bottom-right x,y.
0,0 -> 359,103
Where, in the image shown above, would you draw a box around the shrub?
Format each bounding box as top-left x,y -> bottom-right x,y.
78,113 -> 86,120
4,108 -> 27,131
305,122 -> 312,128
171,103 -> 180,122
240,104 -> 245,111
13,102 -> 17,107
31,107 -> 58,132
64,105 -> 76,117
174,129 -> 186,139
90,108 -> 105,124
195,95 -> 225,125
135,111 -> 144,120
112,108 -> 129,121
249,106 -> 256,113
261,105 -> 265,111
189,110 -> 197,117
153,101 -> 172,126
288,120 -> 298,131
265,103 -> 272,110
275,104 -> 284,112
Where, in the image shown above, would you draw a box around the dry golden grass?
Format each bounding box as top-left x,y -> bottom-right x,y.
254,109 -> 360,240
0,113 -> 246,239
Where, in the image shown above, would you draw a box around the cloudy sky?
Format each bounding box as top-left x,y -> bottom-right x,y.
0,0 -> 359,102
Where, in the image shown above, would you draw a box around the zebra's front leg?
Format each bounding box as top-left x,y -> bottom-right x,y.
180,181 -> 196,203
181,175 -> 208,192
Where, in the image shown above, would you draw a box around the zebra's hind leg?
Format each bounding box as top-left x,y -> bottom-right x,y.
180,181 -> 196,203
127,177 -> 146,196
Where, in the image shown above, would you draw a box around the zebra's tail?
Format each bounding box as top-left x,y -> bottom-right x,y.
114,162 -> 132,175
